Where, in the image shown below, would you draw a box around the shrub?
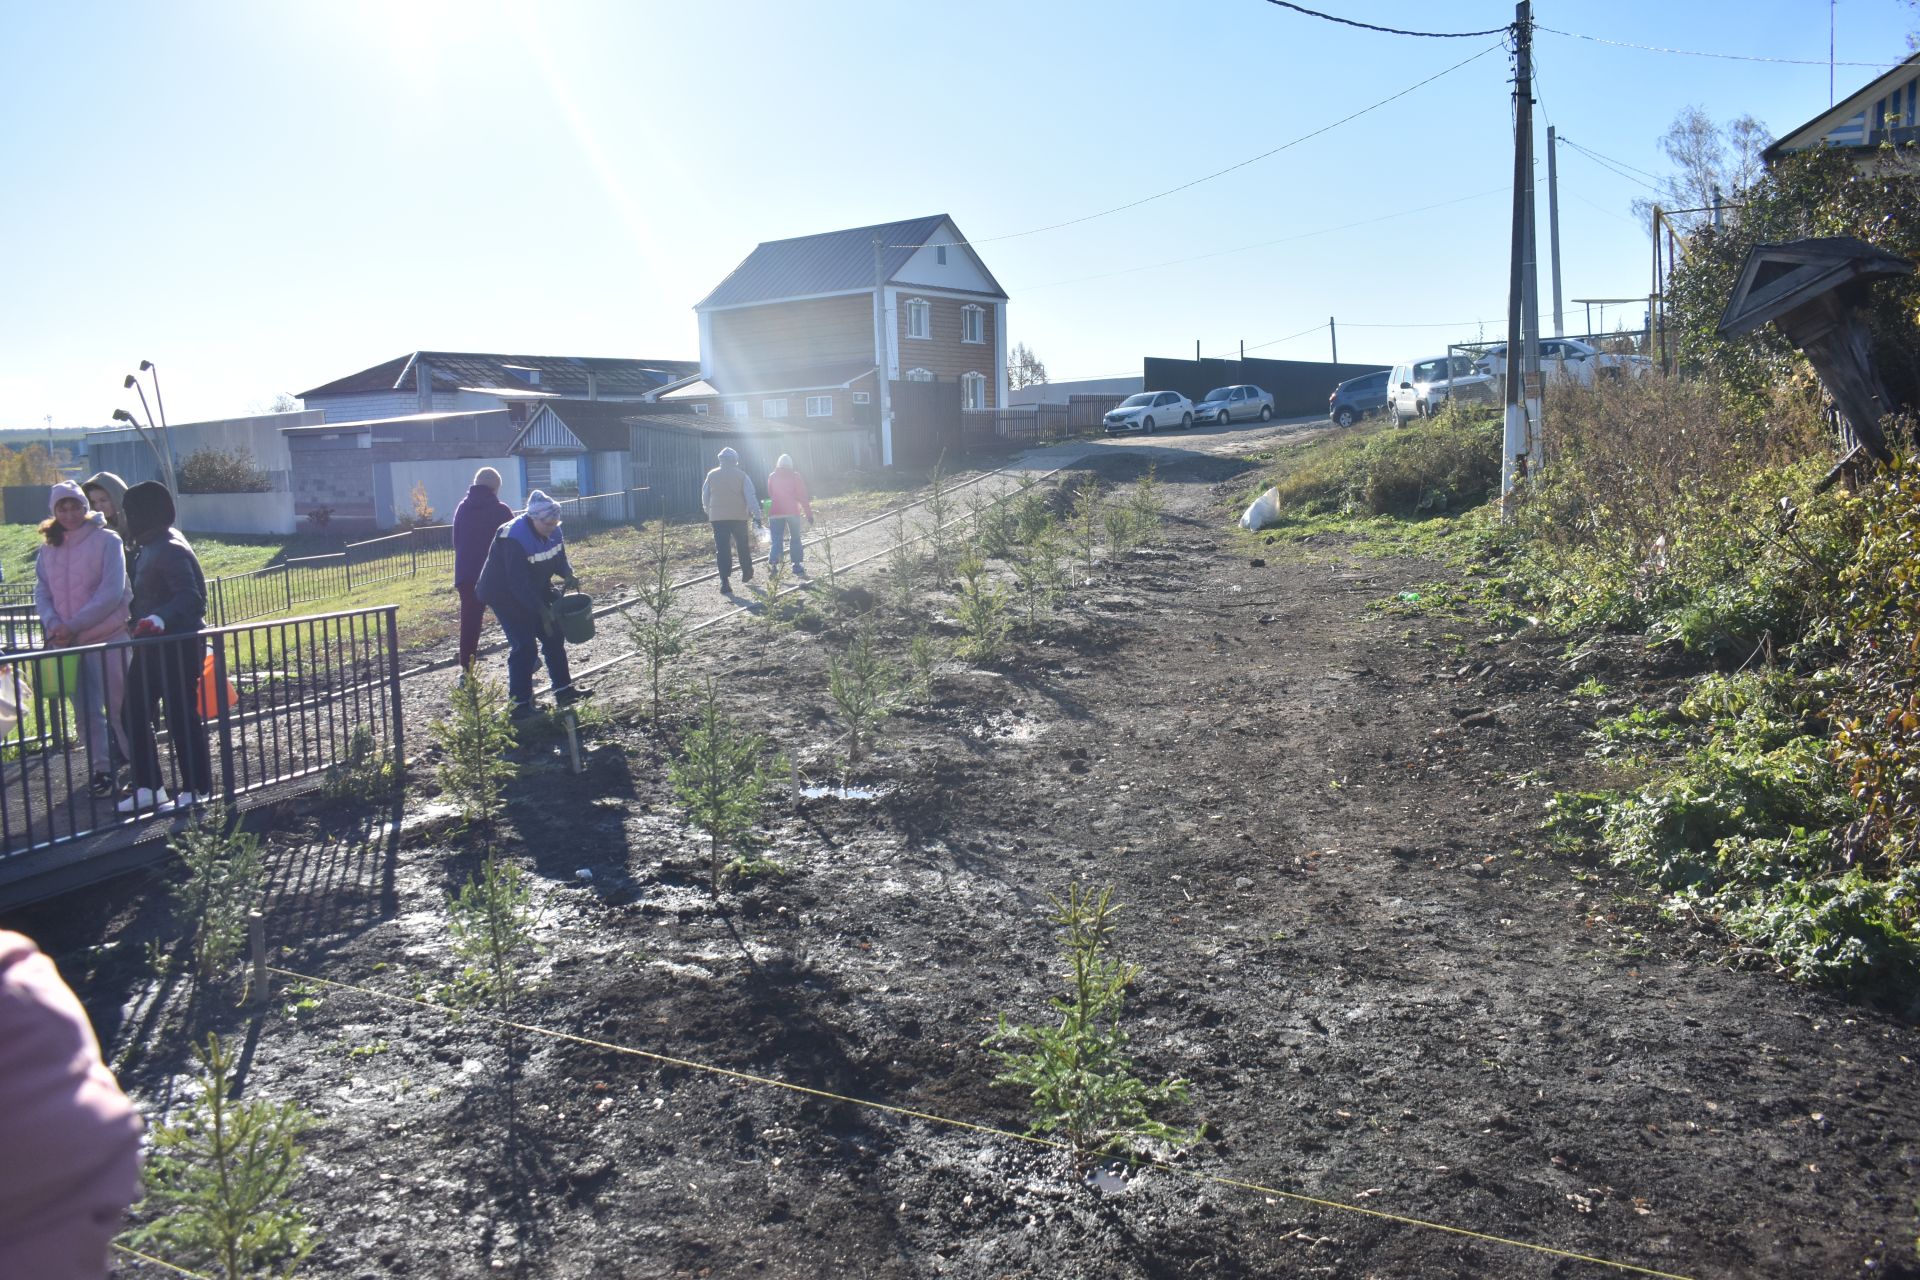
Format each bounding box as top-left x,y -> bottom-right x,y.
177,447 -> 274,495
1267,411 -> 1501,520
319,726 -> 400,805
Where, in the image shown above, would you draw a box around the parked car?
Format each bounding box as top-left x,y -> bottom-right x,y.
1386,355 -> 1497,426
1473,337 -> 1653,387
1328,370 -> 1390,428
1102,390 -> 1193,434
1192,384 -> 1274,425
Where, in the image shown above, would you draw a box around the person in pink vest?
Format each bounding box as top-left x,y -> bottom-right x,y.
0,929 -> 145,1280
765,453 -> 815,577
34,482 -> 132,798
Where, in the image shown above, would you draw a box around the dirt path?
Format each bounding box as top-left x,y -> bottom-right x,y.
14,429 -> 1919,1280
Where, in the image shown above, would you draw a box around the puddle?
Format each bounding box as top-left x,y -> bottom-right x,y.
799,785 -> 890,801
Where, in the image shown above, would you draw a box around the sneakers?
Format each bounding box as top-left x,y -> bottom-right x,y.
792,564 -> 809,578
116,787 -> 169,814
90,772 -> 115,798
157,790 -> 203,814
554,685 -> 592,707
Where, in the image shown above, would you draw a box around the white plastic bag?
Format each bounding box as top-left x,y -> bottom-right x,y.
0,663 -> 30,738
1239,486 -> 1282,531
754,523 -> 771,552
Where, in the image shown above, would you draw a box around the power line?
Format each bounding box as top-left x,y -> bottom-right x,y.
1558,138 -> 1668,195
1017,186 -> 1509,292
1557,137 -> 1665,185
1258,0 -> 1508,39
895,39 -> 1506,250
1537,24 -> 1902,67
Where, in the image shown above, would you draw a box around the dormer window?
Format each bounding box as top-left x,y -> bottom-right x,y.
906,297 -> 931,340
961,304 -> 984,344
936,246 -> 947,265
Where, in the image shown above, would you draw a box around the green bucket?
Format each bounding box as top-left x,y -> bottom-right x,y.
555,593 -> 596,644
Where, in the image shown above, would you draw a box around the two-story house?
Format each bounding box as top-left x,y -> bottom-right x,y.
663,214 -> 1009,464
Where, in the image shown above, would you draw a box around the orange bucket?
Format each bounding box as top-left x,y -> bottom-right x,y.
198,649 -> 239,720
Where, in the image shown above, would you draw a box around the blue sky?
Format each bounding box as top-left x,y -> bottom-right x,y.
2,0 -> 1914,429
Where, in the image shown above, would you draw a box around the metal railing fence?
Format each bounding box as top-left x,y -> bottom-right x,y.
0,606 -> 402,880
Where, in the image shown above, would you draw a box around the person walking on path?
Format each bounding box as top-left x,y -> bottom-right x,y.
116,481 -> 211,814
0,930 -> 145,1280
451,467 -> 513,675
80,472 -> 137,583
701,447 -> 761,595
33,483 -> 132,799
475,489 -> 588,719
765,453 -> 815,577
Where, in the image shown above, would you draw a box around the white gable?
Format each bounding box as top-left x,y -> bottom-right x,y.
890,219 -> 998,293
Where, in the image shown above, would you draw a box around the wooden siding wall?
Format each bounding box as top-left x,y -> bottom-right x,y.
895,295 -> 998,404
674,372 -> 878,428
709,294 -> 873,380
629,424 -> 875,519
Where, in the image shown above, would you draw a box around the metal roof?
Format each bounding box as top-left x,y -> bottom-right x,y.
298,351 -> 700,399
696,214 -> 1006,310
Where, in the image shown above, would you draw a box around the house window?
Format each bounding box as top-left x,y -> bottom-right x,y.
962,372 -> 987,410
906,368 -> 933,383
547,456 -> 580,495
692,403 -> 709,415
724,401 -> 748,420
961,304 -> 984,344
762,398 -> 789,419
852,391 -> 871,404
936,246 -> 947,265
906,297 -> 931,340
805,395 -> 832,417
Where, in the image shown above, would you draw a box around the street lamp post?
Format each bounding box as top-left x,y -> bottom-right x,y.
113,398 -> 177,494
129,363 -> 179,488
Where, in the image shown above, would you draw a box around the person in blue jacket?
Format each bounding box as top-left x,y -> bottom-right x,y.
475,490 -> 590,719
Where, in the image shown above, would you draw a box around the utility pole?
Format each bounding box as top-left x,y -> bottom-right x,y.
873,238 -> 892,467
1329,316 -> 1338,365
1501,1 -> 1538,515
1546,125 -> 1564,338
44,414 -> 55,470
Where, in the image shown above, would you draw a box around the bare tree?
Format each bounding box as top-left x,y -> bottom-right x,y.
1632,107 -> 1772,233
1008,342 -> 1049,391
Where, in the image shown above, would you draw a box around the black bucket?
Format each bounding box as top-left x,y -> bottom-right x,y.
556,593 -> 596,644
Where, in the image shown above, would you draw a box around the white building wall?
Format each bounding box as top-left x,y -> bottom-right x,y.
891,220 -> 997,293
376,457 -> 523,529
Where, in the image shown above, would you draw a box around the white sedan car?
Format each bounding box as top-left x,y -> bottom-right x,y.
1474,338 -> 1653,387
1103,390 -> 1193,434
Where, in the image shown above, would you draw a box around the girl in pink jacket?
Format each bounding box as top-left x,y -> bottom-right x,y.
34,482 -> 133,797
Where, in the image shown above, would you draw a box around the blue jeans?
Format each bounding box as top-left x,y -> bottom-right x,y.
493,608 -> 571,711
711,521 -> 753,583
768,515 -> 805,568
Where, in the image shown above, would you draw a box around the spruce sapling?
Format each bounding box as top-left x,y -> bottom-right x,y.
952,555 -> 1012,664
669,680 -> 786,894
625,520 -> 691,721
827,627 -> 900,766
885,511 -> 921,607
1070,479 -> 1105,572
430,674 -> 517,825
170,804 -> 267,984
447,854 -> 541,1020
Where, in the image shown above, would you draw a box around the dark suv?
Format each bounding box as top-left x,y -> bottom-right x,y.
1328,370 -> 1390,427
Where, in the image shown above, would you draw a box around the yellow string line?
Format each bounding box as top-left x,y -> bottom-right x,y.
111,1241 -> 215,1278
269,966 -> 1695,1280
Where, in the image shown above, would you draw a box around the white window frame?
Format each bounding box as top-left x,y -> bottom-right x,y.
805,395 -> 832,417
962,371 -> 987,410
692,403 -> 709,415
906,368 -> 933,383
724,401 -> 748,420
852,391 -> 871,404
762,398 -> 789,419
960,304 -> 984,344
906,297 -> 931,340
547,456 -> 580,494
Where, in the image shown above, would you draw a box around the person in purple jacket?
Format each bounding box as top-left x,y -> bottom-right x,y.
452,467 -> 513,676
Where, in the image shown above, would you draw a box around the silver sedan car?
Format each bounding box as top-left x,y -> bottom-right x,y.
1192,384 -> 1274,425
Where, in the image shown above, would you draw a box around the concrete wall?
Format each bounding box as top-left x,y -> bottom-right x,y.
374,457 -> 522,528
175,492 -> 298,536
86,411 -> 317,490
1007,376 -> 1143,407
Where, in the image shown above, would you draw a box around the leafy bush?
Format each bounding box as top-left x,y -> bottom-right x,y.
178,447 -> 274,494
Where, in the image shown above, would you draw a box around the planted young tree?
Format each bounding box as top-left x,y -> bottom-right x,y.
952,555 -> 1012,664
1070,479 -> 1105,572
905,629 -> 946,703
670,680 -> 785,894
758,558 -> 792,635
919,459 -> 960,579
827,627 -> 900,766
815,521 -> 841,593
1011,529 -> 1064,633
131,1033 -> 318,1279
430,674 -> 517,825
1126,464 -> 1164,544
969,488 -> 1018,561
1013,475 -> 1055,546
170,805 -> 267,983
447,854 -> 541,1020
985,884 -> 1195,1166
885,512 -> 921,607
625,520 -> 691,720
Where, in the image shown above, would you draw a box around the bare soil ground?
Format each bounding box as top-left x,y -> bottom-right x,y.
11,441 -> 1920,1280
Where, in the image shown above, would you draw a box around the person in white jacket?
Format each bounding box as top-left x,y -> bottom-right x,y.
33,483 -> 131,799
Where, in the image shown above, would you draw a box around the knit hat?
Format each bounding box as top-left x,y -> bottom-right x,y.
717,447 -> 739,464
775,454 -> 795,471
48,481 -> 87,513
473,466 -> 503,490
525,490 -> 562,522
121,480 -> 176,542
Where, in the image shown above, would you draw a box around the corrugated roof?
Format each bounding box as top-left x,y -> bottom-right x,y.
518,399 -> 650,453
696,215 -> 1006,310
298,352 -> 700,400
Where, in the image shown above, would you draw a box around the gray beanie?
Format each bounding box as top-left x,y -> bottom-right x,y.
525,490 -> 562,522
